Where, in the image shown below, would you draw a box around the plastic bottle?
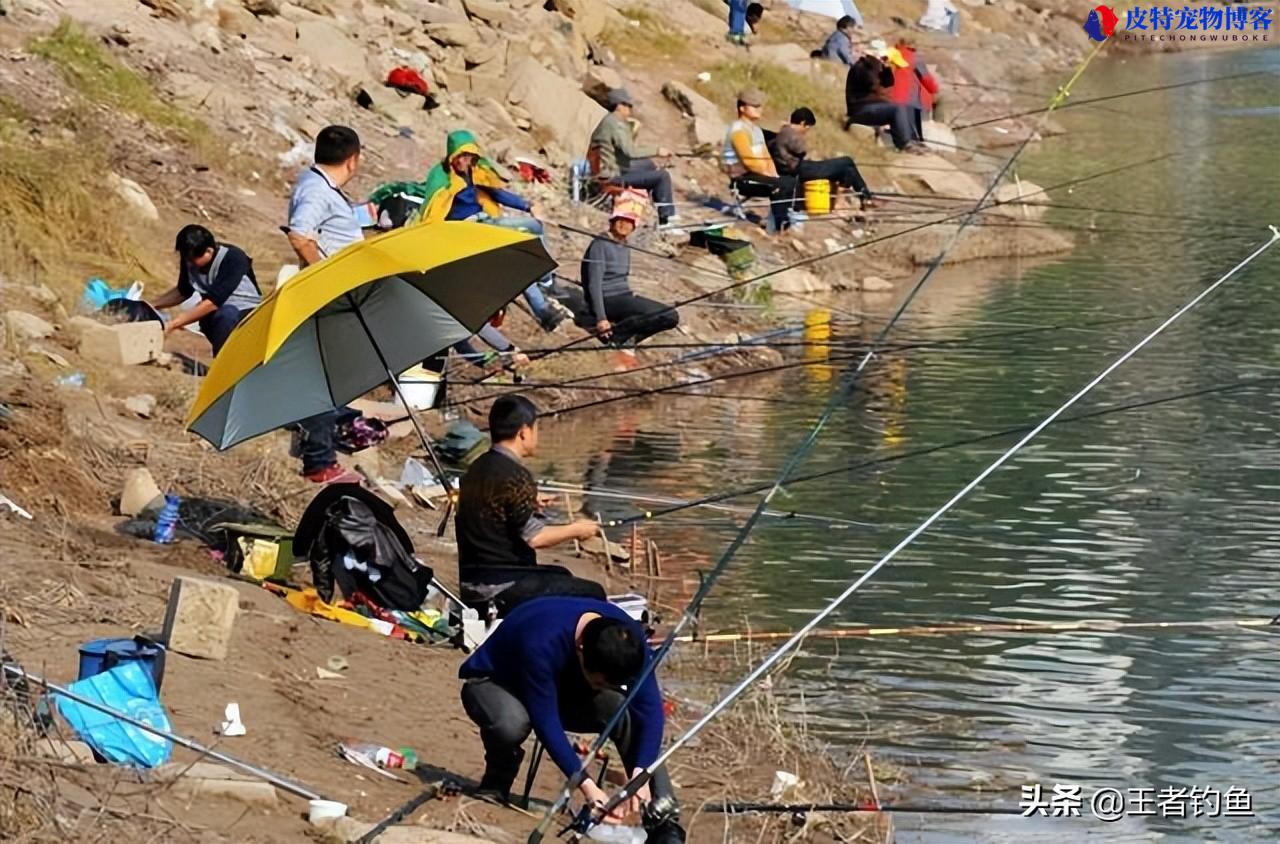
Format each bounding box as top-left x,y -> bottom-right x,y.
153,494 -> 180,544
346,742 -> 418,771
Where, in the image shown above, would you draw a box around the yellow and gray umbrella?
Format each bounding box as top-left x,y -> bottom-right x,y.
186,222 -> 554,455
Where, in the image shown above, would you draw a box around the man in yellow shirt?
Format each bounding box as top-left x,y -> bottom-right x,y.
722,88 -> 797,231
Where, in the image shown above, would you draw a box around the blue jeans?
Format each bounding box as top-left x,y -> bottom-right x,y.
480,216 -> 555,321
728,0 -> 747,35
201,304 -> 248,356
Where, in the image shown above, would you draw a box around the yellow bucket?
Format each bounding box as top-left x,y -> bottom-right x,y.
804,179 -> 831,215
804,308 -> 832,343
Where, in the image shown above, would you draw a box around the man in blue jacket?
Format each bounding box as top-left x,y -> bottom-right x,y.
459,596 -> 685,843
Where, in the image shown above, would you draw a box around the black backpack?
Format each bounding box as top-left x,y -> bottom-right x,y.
294,485 -> 433,610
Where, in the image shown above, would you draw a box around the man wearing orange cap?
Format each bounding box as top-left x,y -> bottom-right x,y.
578,196 -> 679,368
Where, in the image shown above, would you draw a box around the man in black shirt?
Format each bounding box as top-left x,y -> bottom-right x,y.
456,396 -> 605,614
148,225 -> 262,355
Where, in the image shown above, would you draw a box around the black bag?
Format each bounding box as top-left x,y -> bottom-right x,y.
376,192 -> 425,230
295,485 -> 433,610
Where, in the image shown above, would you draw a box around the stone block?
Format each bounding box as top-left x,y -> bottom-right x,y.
426,20 -> 480,47
582,64 -> 623,107
119,468 -> 163,516
506,57 -> 605,153
161,576 -> 240,661
662,80 -> 726,148
78,320 -> 162,366
76,320 -> 163,366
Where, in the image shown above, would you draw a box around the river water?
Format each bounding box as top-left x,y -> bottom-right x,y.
539,47 -> 1280,842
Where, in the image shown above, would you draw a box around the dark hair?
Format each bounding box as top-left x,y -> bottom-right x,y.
790,107 -> 816,126
837,14 -> 856,30
746,2 -> 764,19
489,394 -> 538,442
581,617 -> 646,687
315,125 -> 361,166
174,224 -> 216,261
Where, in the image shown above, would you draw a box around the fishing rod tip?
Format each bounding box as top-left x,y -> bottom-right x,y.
1268,224 -> 1279,240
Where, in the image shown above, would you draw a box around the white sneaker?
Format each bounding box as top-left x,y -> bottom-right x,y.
659,214 -> 683,229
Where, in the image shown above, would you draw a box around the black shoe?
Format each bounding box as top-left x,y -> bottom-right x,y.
539,309 -> 566,332
645,819 -> 686,844
475,745 -> 525,805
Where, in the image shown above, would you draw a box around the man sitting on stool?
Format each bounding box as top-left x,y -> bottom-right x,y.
456,395 -> 605,615
148,224 -> 261,355
460,596 -> 686,843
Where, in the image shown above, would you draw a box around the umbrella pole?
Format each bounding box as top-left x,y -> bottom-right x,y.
349,302 -> 456,535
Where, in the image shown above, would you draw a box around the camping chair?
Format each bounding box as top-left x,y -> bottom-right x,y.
518,736 -> 613,810
577,146 -> 628,210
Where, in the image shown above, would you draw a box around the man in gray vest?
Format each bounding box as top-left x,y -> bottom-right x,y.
149,224 -> 261,355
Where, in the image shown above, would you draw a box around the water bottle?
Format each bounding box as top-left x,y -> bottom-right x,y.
153,494 -> 180,544
585,825 -> 645,843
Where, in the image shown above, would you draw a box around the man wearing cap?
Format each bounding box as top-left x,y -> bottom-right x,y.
844,46 -> 924,152
578,197 -> 680,367
722,88 -> 797,231
588,89 -> 678,227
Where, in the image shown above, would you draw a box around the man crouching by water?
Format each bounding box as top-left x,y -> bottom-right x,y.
459,596 -> 686,843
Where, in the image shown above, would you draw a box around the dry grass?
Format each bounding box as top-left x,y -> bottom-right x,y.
602,7 -> 696,63
29,21 -> 198,138
0,137 -> 149,293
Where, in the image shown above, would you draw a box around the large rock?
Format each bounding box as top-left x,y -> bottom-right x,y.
898,153 -> 986,200
545,0 -> 616,40
582,65 -> 623,107
526,13 -> 589,79
4,310 -> 55,342
462,0 -> 516,28
426,20 -> 480,47
107,173 -> 159,221
769,267 -> 825,295
506,57 -> 605,154
662,81 -> 727,148
921,120 -> 957,152
992,181 -> 1048,221
402,0 -> 468,24
242,0 -> 280,15
296,20 -> 369,82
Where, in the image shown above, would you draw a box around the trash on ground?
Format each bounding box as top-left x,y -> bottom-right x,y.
308,798 -> 349,824
219,702 -> 246,737
0,493 -> 32,520
55,662 -> 173,768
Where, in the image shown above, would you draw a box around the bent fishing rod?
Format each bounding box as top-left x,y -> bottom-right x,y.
711,801 -> 1025,816
584,228 -> 1280,833
528,41 -> 1114,844
954,69 -> 1267,130
493,149 -> 1181,397
602,374 -> 1280,527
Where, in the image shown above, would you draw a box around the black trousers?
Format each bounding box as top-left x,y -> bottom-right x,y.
732,173 -> 799,228
461,564 -> 606,617
460,677 -> 678,808
609,159 -> 675,222
582,294 -> 680,348
797,156 -> 870,196
846,101 -> 916,150
201,305 -> 248,357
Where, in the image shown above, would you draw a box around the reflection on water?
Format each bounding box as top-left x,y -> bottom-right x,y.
539,47 -> 1280,842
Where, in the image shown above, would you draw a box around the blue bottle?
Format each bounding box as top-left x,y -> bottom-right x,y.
153,494 -> 180,544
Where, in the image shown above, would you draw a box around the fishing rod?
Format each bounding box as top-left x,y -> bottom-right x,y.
502,149 -> 1180,396
877,191 -> 1234,227
531,40 -> 1116,844
537,481 -> 874,528
587,229 -> 1280,835
456,312 -> 1170,417
670,616 -> 1280,645
711,801 -> 1026,816
602,374 -> 1280,527
954,69 -> 1268,130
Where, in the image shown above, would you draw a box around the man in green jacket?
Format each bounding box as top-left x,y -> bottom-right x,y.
587,88 -> 678,226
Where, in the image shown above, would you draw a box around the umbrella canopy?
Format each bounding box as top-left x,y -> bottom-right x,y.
186,221 -> 554,450
787,0 -> 862,24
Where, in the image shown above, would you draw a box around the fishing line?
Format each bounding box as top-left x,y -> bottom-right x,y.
498,150 -> 1179,396
451,313 -> 1168,418
603,374 -> 1280,527
671,616 -> 1280,645
532,40 -> 1116,844
954,69 -> 1268,130
596,228 -> 1280,826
